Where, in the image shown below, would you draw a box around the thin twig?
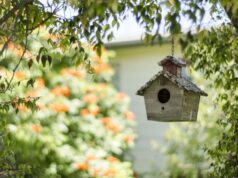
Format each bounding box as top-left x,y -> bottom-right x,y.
0,0 -> 30,56
30,12 -> 55,32
29,2 -> 63,32
0,0 -> 33,25
3,3 -> 30,92
0,1 -> 23,57
0,1 -> 64,93
0,96 -> 39,105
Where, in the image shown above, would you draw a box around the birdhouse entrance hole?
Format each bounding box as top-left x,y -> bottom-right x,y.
157,88 -> 170,104
136,56 -> 208,122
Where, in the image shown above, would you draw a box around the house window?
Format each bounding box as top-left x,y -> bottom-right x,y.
157,88 -> 170,103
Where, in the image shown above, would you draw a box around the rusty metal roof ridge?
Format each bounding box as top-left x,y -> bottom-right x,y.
158,56 -> 187,67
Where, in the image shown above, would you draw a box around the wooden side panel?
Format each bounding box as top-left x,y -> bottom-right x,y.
182,91 -> 200,121
144,76 -> 183,122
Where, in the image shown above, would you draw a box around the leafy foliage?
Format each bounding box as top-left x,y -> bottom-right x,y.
159,24 -> 238,178
0,0 -> 208,83
182,26 -> 238,177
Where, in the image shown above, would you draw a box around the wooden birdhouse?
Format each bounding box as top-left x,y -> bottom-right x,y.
136,56 -> 207,122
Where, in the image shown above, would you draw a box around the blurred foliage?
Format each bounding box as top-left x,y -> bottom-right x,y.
156,25 -> 238,178
181,26 -> 238,178
0,33 -> 136,177
0,0 -> 208,50
1,0 -> 238,177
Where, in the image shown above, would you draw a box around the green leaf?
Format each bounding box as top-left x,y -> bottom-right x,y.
103,24 -> 110,31
41,55 -> 47,67
28,59 -> 33,69
26,79 -> 35,88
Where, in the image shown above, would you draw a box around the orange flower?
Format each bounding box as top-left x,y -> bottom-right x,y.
61,68 -> 85,78
44,34 -> 61,41
51,86 -> 70,97
27,90 -> 39,97
24,51 -> 32,59
35,78 -> 45,88
101,117 -> 111,125
49,103 -> 68,112
7,42 -> 14,50
31,124 -> 42,133
93,55 -> 103,63
86,154 -> 97,161
123,135 -> 135,143
91,167 -> 102,177
124,111 -> 135,121
15,71 -> 26,80
49,34 -> 60,41
74,162 -> 88,171
106,122 -> 121,133
16,103 -> 28,112
7,42 -> 32,58
101,117 -> 121,133
116,93 -> 128,101
103,168 -> 117,177
93,64 -> 111,74
80,109 -> 91,116
107,156 -> 119,163
97,83 -> 108,93
0,69 -> 7,77
36,102 -> 45,110
82,94 -> 98,104
98,83 -> 108,89
85,85 -> 96,93
80,106 -> 100,117
7,42 -> 23,56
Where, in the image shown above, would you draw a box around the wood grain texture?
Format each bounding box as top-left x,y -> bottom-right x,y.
144,77 -> 184,121
181,91 -> 200,121
142,75 -> 202,121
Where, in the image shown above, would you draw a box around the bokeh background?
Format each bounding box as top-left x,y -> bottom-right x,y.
0,4 -> 225,178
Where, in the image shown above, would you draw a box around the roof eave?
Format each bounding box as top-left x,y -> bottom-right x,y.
136,91 -> 144,96
136,71 -> 208,97
200,92 -> 208,97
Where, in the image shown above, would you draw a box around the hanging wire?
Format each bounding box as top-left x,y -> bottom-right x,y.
171,36 -> 174,57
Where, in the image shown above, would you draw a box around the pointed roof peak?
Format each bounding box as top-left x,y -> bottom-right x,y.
158,56 -> 186,67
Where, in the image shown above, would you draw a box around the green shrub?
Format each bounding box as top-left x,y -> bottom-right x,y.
4,45 -> 136,178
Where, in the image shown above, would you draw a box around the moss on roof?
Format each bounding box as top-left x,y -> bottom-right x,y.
136,70 -> 208,96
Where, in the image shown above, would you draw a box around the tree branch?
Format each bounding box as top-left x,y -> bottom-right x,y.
1,2 -> 30,93
30,12 -> 55,32
0,0 -> 33,25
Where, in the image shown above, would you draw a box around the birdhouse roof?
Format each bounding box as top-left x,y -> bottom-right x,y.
136,71 -> 208,96
158,56 -> 186,67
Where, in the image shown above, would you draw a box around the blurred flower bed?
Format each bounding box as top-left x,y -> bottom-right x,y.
4,43 -> 136,177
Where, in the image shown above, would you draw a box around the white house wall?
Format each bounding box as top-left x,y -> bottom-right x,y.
110,43 -> 181,175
